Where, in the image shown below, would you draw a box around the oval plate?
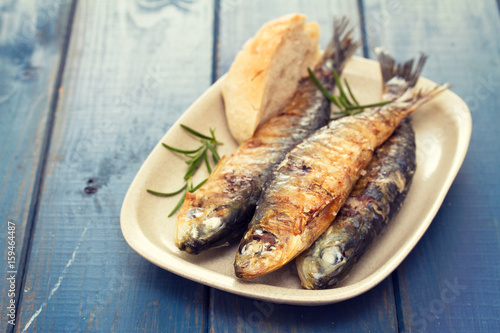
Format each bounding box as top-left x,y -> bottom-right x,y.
120,56 -> 471,305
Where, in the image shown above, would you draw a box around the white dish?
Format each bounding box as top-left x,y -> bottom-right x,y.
120,56 -> 471,305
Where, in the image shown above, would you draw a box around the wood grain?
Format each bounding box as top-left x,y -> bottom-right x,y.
14,0 -> 215,331
216,0 -> 363,76
211,1 -> 398,332
4,0 -> 498,331
0,1 -> 73,332
362,0 -> 500,331
209,282 -> 397,333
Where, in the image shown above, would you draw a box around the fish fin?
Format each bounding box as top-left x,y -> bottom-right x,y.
321,17 -> 361,72
376,47 -> 428,99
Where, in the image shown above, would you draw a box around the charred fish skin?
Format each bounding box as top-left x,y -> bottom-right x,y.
234,59 -> 447,280
174,18 -> 360,254
296,50 -> 426,289
296,118 -> 416,289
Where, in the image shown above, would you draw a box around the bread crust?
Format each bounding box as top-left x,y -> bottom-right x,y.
222,14 -> 321,143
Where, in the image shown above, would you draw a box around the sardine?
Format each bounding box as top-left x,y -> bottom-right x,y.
296,118 -> 416,289
234,53 -> 448,279
295,50 -> 424,289
174,18 -> 360,254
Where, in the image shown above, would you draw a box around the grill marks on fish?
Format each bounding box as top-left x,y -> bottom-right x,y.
296,118 -> 416,289
174,19 -> 360,254
234,83 -> 447,279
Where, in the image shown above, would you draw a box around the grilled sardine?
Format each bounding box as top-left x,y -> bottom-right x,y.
295,50 -> 424,289
174,18 -> 360,254
296,118 -> 416,289
234,54 -> 447,279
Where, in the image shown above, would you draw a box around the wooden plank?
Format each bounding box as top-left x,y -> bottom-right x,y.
210,283 -> 397,333
211,1 -> 398,332
15,0 -> 216,331
362,0 -> 500,331
216,0 -> 363,77
0,0 -> 74,331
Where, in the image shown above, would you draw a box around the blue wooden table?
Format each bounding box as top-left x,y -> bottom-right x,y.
1,0 -> 499,332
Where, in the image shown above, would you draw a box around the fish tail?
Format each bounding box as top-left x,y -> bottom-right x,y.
376,47 -> 428,99
320,17 -> 361,73
414,83 -> 451,105
392,82 -> 450,112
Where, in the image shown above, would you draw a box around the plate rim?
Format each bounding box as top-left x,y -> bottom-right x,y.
120,56 -> 472,305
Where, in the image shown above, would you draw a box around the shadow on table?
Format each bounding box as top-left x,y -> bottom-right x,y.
208,277 -> 397,332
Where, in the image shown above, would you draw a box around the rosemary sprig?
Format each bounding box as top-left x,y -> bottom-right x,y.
147,124 -> 222,217
308,68 -> 391,116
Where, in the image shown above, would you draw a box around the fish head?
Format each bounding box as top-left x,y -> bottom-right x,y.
234,226 -> 302,279
296,244 -> 349,289
174,191 -> 254,254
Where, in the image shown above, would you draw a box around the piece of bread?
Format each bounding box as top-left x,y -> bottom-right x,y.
222,14 -> 321,143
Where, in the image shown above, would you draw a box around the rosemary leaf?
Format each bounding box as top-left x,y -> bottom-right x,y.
186,146 -> 207,165
339,94 -> 352,108
184,152 -> 205,180
207,142 -> 220,164
186,177 -> 193,191
308,68 -> 337,102
329,94 -> 343,109
333,70 -> 349,103
162,143 -> 202,155
190,178 -> 208,192
344,101 -> 391,110
146,184 -> 187,197
204,151 -> 212,174
209,128 -> 218,142
168,191 -> 187,217
344,79 -> 360,106
180,124 -> 214,140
